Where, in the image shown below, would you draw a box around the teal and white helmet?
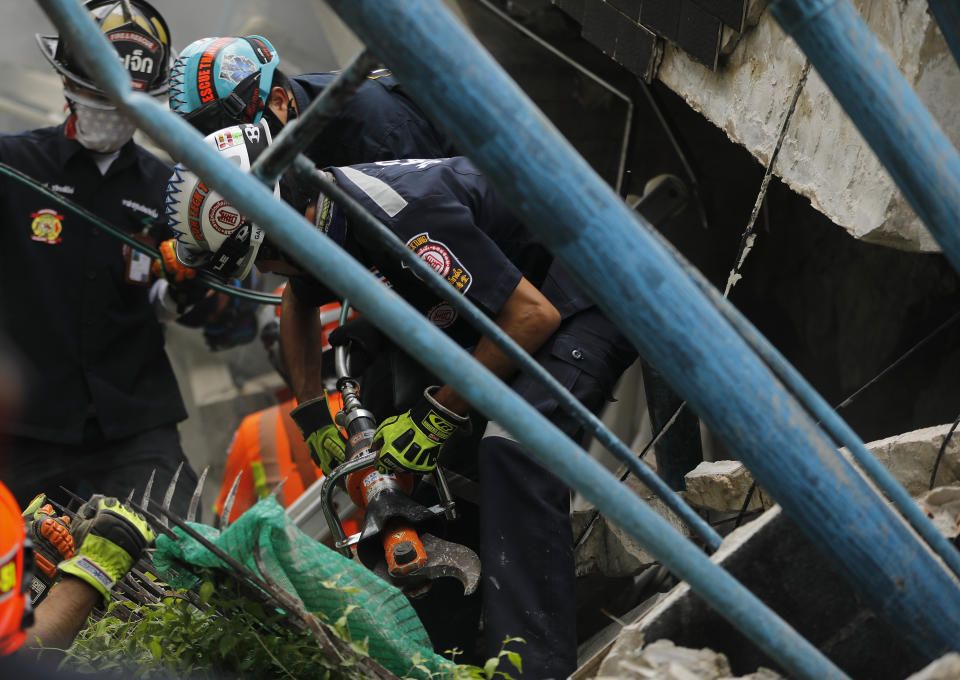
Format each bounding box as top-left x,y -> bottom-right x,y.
166,119 -> 279,280
169,35 -> 279,134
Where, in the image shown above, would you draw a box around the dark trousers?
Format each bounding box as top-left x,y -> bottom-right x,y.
479,309 -> 637,679
0,422 -> 199,519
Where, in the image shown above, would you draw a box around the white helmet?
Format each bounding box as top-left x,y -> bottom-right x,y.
165,119 -> 278,280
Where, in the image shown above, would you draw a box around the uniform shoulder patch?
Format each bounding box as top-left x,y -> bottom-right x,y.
404,232 -> 472,293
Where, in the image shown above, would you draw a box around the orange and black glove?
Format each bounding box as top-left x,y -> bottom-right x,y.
22,494 -> 75,604
152,238 -> 208,312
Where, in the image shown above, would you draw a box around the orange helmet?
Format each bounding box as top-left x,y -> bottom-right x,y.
0,481 -> 30,655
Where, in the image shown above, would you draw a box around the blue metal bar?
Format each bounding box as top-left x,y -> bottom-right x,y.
254,49 -> 381,186
928,0 -> 960,69
650,218 -> 960,580
287,157 -> 722,551
320,0 -> 960,662
38,2 -> 852,677
770,0 -> 960,276
249,42 -> 720,548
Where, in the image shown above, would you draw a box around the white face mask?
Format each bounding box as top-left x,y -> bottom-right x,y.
71,101 -> 137,153
63,86 -> 136,153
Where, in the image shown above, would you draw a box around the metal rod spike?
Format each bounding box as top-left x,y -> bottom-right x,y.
140,469 -> 156,510
161,461 -> 184,526
187,465 -> 210,523
220,471 -> 243,530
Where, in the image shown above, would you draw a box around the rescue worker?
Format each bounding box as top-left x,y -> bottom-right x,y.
0,0 -> 199,513
0,481 -> 155,657
167,34 -> 457,397
213,290 -> 353,521
167,123 -> 638,679
167,35 -> 456,163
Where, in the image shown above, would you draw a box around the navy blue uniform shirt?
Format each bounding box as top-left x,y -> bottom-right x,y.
289,157 -> 592,347
0,124 -> 186,444
291,70 -> 457,168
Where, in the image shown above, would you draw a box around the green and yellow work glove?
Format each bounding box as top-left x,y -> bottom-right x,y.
58,495 -> 154,603
22,494 -> 75,604
374,387 -> 468,475
290,396 -> 347,476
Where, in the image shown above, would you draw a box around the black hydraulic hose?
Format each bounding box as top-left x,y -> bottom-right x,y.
0,162 -> 282,306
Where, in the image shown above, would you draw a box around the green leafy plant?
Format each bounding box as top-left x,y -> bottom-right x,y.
57,576 -> 519,680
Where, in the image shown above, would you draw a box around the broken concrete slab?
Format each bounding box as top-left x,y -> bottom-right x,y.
906,654 -> 960,680
574,493 -> 693,579
916,485 -> 960,543
850,423 -> 960,496
656,0 -> 960,252
683,460 -> 773,513
603,506 -> 927,679
593,637 -> 784,680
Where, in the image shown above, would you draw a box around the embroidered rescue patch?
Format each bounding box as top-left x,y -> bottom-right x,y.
405,232 -> 472,293
30,209 -> 63,244
426,302 -> 458,329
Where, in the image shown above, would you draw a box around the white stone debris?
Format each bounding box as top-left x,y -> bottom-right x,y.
905,653 -> 960,680
683,461 -> 772,514
593,636 -> 784,680
657,0 -> 960,252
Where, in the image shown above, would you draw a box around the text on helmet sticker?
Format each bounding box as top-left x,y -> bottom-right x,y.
188,182 -> 212,243
196,38 -> 234,103
208,200 -> 242,235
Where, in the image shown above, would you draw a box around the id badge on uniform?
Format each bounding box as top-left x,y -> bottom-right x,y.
124,233 -> 155,286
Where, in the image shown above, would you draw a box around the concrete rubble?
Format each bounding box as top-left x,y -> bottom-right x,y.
906,654 -> 960,680
916,485 -> 960,543
593,636 -> 784,680
657,0 -> 960,252
847,423 -> 960,495
682,461 -> 772,514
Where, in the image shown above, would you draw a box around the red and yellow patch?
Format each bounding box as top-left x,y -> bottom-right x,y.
30,209 -> 63,244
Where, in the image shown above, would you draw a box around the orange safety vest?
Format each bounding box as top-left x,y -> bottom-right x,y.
215,398 -> 317,522
214,392 -> 346,523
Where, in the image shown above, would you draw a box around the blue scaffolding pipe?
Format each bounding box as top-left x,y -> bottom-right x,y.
286,157 -> 722,551
928,0 -> 960,68
770,0 -> 960,276
38,2 -> 854,678
651,225 -> 960,580
254,49 -> 721,550
320,0 -> 960,661
254,49 -> 381,186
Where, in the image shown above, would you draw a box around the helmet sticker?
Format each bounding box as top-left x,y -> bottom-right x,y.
188,182 -> 212,243
30,209 -> 64,245
196,37 -> 234,104
246,37 -> 275,65
220,54 -> 257,84
215,129 -> 244,150
208,199 -> 243,235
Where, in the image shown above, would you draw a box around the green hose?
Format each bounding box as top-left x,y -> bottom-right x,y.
0,163 -> 282,306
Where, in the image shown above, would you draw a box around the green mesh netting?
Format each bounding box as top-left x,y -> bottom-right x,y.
153,496 -> 454,678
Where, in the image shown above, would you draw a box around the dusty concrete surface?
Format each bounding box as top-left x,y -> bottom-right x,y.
657,0 -> 960,252
593,637 -> 784,680
850,422 -> 960,495
906,654 -> 960,680
683,460 -> 773,513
